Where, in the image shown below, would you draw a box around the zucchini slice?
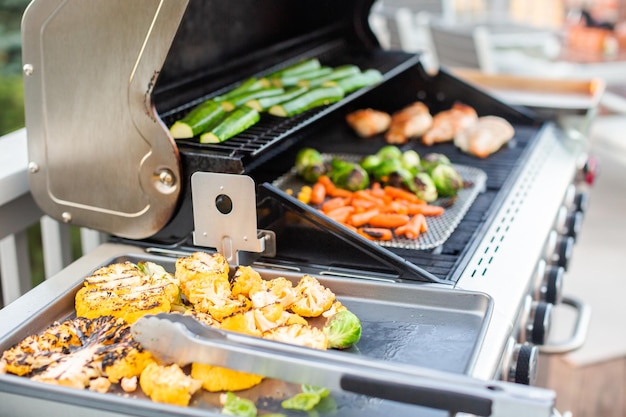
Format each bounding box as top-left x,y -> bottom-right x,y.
271,67 -> 333,88
323,69 -> 384,94
246,86 -> 308,111
220,87 -> 285,112
169,100 -> 225,139
297,65 -> 361,89
200,105 -> 260,143
268,86 -> 345,117
213,77 -> 271,102
266,58 -> 321,80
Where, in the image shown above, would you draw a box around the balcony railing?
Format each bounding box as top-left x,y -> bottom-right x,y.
0,128 -> 106,308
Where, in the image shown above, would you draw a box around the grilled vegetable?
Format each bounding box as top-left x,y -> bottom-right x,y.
421,152 -> 451,174
200,105 -> 260,144
376,145 -> 403,161
2,316 -> 153,389
297,65 -> 360,88
169,100 -> 225,139
271,66 -> 333,88
401,149 -> 421,173
268,86 -> 344,117
191,363 -> 263,392
282,392 -> 322,411
220,391 -> 258,417
265,58 -> 322,80
323,310 -> 362,349
431,163 -> 464,197
220,87 -> 285,112
289,274 -> 335,318
359,154 -> 382,173
328,158 -> 369,192
325,68 -> 383,94
213,77 -> 271,102
139,362 -> 202,406
263,323 -> 328,350
295,147 -> 327,183
74,261 -> 180,324
413,172 -> 438,203
246,86 -> 307,111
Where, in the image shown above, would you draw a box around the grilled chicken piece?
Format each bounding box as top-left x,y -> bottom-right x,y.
345,108 -> 392,138
385,101 -> 433,144
75,261 -> 180,324
1,316 -> 153,389
454,116 -> 515,158
422,102 -> 478,146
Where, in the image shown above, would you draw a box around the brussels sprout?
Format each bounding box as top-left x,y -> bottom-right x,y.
221,392 -> 257,417
323,310 -> 362,349
413,172 -> 438,203
359,154 -> 382,174
329,158 -> 370,191
371,158 -> 403,181
376,145 -> 403,161
431,164 -> 464,198
421,152 -> 451,174
401,149 -> 421,174
295,147 -> 326,183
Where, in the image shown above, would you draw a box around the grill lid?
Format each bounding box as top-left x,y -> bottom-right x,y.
21,0 -> 378,239
22,0 -> 188,239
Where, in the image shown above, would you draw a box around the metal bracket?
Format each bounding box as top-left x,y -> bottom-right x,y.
191,172 -> 275,265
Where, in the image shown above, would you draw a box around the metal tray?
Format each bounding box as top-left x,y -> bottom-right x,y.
272,154 -> 487,250
0,244 -> 492,417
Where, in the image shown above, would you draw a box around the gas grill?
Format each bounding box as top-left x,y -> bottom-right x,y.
0,0 -> 595,415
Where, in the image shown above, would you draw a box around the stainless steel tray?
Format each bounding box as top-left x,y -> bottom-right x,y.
0,244 -> 492,417
272,154 -> 487,250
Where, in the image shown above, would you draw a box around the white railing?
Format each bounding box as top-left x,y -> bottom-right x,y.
0,128 -> 106,308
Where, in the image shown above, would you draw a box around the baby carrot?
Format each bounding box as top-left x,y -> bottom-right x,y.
383,185 -> 424,204
310,182 -> 326,205
326,205 -> 355,223
349,208 -> 381,227
368,213 -> 410,228
322,197 -> 348,213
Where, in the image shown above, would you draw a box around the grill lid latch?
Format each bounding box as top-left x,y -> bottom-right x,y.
191,172 -> 276,265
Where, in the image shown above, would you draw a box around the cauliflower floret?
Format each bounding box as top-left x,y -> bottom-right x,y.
175,252 -> 229,295
263,323 -> 328,350
288,275 -> 335,318
231,265 -> 266,297
220,311 -> 262,337
190,363 -> 263,392
139,362 -> 202,406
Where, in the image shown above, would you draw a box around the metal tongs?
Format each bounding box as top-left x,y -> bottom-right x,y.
131,313 -> 554,417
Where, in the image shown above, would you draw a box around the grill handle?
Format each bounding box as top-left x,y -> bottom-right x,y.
538,295 -> 591,354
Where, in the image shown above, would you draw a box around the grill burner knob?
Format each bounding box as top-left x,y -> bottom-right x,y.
564,211 -> 584,240
535,261 -> 564,305
572,190 -> 590,214
550,235 -> 575,271
526,301 -> 553,345
507,343 -> 538,386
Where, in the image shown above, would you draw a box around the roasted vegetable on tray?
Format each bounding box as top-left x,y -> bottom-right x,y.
291,146 -> 469,241
169,58 -> 383,143
0,251 -> 362,411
